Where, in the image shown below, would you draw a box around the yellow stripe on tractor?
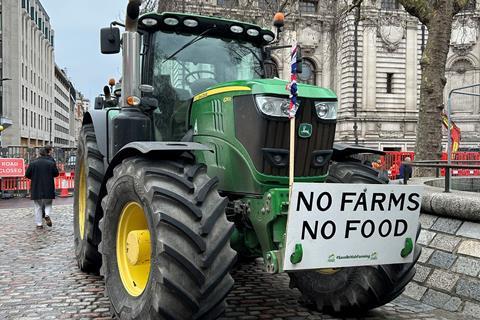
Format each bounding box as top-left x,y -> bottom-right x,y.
193,86 -> 251,102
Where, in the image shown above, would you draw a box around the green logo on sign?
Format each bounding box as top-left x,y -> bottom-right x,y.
328,253 -> 336,262
298,123 -> 312,138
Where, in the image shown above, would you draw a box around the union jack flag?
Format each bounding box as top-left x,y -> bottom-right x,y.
286,43 -> 298,119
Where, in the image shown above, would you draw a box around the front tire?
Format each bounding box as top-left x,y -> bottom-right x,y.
289,161 -> 421,313
100,157 -> 236,319
73,123 -> 104,273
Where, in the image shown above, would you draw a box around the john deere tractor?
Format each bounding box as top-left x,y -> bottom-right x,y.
74,1 -> 421,318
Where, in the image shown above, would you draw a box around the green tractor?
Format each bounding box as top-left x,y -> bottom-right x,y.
73,1 -> 421,318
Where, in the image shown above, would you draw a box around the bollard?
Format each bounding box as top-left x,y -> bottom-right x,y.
444,167 -> 451,193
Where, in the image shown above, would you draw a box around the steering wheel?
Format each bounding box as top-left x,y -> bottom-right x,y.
184,70 -> 216,85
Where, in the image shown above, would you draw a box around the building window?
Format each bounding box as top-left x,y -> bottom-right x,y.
298,58 -> 316,85
265,58 -> 279,78
386,73 -> 394,93
381,0 -> 400,10
462,0 -> 476,11
299,0 -> 317,13
217,0 -> 239,6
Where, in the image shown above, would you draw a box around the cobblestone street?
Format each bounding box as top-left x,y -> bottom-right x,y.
0,203 -> 473,320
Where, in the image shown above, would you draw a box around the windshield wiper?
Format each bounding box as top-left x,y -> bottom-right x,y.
162,27 -> 215,63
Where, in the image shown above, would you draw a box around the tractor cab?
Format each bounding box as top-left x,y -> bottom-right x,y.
140,13 -> 275,140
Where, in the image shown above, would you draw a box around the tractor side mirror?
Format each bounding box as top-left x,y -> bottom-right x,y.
100,27 -> 121,54
94,96 -> 104,110
296,46 -> 303,74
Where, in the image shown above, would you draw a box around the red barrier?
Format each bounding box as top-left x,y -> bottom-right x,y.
382,151 -> 480,179
1,171 -> 75,194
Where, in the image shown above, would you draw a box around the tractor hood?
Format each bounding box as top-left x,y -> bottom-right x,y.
193,78 -> 337,101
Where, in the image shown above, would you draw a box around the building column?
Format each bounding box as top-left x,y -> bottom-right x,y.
320,21 -> 332,88
362,20 -> 377,110
405,20 -> 418,111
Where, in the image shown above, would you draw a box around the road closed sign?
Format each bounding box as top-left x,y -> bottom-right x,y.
283,183 -> 423,271
0,158 -> 25,177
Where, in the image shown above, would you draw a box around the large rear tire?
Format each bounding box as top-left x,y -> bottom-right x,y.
73,123 -> 104,273
99,157 -> 236,319
289,161 -> 421,313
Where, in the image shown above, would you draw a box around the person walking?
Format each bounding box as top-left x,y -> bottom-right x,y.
399,156 -> 413,185
25,145 -> 59,229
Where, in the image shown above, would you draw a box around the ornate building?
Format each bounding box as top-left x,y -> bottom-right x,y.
165,0 -> 480,151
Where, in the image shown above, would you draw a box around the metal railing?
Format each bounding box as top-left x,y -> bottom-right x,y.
410,160 -> 480,192
0,146 -> 77,170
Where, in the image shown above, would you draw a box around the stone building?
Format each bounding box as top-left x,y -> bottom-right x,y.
53,65 -> 76,147
173,0 -> 480,151
74,93 -> 88,145
1,0 -> 55,147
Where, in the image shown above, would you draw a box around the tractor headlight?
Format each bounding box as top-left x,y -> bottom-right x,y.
255,95 -> 291,118
314,101 -> 337,120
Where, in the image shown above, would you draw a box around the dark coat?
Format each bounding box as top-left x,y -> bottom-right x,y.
399,163 -> 412,184
25,156 -> 59,200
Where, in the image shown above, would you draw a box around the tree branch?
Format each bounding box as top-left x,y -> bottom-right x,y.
453,0 -> 471,15
279,0 -> 291,12
343,0 -> 363,15
398,0 -> 432,25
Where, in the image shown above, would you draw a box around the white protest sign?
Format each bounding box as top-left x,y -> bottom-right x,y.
283,183 -> 422,271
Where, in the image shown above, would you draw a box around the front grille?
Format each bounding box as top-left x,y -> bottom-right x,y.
234,95 -> 336,177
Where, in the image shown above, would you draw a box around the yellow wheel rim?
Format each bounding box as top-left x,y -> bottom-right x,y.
116,201 -> 151,297
78,161 -> 87,240
316,268 -> 340,275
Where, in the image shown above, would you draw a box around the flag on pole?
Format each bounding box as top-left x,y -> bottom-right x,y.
286,43 -> 298,118
287,42 -> 298,198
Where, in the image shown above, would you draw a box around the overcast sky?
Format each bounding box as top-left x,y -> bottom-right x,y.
41,1 -> 125,100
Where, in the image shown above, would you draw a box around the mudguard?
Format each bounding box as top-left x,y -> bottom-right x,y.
332,143 -> 385,161
92,141 -> 212,240
82,110 -> 109,164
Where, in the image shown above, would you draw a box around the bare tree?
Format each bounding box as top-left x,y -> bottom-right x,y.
141,0 -> 159,12
397,0 -> 470,175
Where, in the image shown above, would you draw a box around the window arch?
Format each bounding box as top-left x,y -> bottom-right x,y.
298,58 -> 316,85
265,56 -> 279,78
446,58 -> 477,114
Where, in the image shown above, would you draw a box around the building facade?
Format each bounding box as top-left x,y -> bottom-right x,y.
53,65 -> 76,147
173,0 -> 480,151
74,93 -> 88,145
2,0 -> 55,147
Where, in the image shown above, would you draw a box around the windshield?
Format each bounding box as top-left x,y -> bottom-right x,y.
152,31 -> 264,98
150,30 -> 264,141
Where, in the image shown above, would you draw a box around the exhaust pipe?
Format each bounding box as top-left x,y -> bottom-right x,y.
125,0 -> 142,32
121,0 -> 142,106
110,0 -> 152,160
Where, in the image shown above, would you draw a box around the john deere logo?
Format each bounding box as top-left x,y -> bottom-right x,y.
299,123 -> 312,138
